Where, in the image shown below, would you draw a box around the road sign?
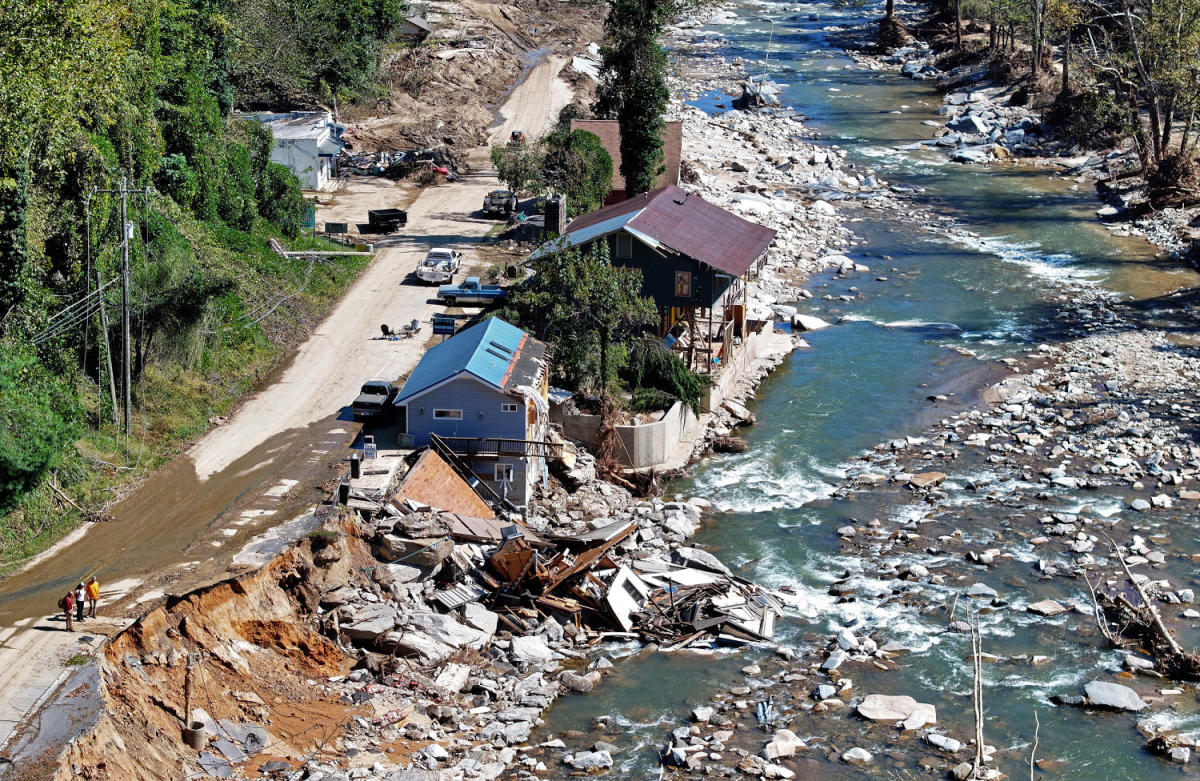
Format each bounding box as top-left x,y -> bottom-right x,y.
325,222 -> 348,234
432,315 -> 456,336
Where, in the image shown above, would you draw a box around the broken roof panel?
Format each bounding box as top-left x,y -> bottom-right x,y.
394,450 -> 496,519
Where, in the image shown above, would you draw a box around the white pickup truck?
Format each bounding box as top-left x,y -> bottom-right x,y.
416,248 -> 462,284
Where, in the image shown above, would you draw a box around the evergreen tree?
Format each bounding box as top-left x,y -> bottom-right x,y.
594,0 -> 671,196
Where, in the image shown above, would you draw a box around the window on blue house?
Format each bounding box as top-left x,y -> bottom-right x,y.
501,402 -> 519,412
434,409 -> 462,420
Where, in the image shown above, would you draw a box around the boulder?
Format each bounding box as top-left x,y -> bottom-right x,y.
510,635 -> 555,666
672,547 -> 733,577
792,314 -> 830,332
1084,680 -> 1147,711
462,602 -> 500,636
842,747 -> 873,764
567,750 -> 613,770
343,603 -> 398,641
857,694 -> 937,728
403,612 -> 491,648
762,729 -> 806,760
810,200 -> 836,215
378,534 -> 452,567
434,663 -> 471,693
908,472 -> 947,489
947,114 -> 991,134
1027,599 -> 1067,617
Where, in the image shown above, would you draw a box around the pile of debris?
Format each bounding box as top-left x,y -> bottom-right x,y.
334,448 -> 783,655
340,145 -> 466,180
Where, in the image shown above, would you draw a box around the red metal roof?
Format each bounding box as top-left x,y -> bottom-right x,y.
565,186 -> 776,277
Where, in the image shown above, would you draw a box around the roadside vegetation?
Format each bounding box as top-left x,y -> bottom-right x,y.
0,0 -> 403,569
491,108 -> 615,217
895,0 -> 1200,205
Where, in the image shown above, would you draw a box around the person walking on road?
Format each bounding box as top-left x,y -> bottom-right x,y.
60,591 -> 75,632
86,576 -> 100,618
74,582 -> 85,623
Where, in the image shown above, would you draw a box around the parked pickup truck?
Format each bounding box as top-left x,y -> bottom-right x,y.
482,189 -> 518,217
352,380 -> 398,421
368,208 -> 408,233
437,277 -> 507,307
416,247 -> 462,284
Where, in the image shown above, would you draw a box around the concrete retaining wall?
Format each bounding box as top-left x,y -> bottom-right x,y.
552,328 -> 774,468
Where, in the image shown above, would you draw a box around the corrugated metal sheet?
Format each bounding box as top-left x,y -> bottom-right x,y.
395,318 -> 546,404
562,186 -> 775,278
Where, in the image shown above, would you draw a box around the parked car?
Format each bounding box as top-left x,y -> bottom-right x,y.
482,189 -> 518,217
416,248 -> 462,284
368,208 -> 408,233
437,277 -> 507,307
352,380 -> 398,421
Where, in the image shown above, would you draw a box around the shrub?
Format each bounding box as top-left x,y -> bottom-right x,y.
0,355 -> 81,512
1045,88 -> 1130,148
258,164 -> 307,238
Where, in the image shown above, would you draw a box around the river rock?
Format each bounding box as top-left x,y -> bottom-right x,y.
762,728 -> 806,759
926,733 -> 962,753
842,747 -> 873,764
567,750 -> 613,770
672,546 -> 733,576
908,472 -> 947,489
967,583 -> 998,599
404,612 -> 491,648
792,313 -> 830,331
822,650 -> 848,670
857,694 -> 936,728
1171,747 -> 1191,764
810,199 -> 836,215
1027,599 -> 1067,616
1130,498 -> 1151,512
1084,680 -> 1148,711
692,706 -> 714,723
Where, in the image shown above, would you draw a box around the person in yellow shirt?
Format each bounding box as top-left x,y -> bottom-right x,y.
85,576 -> 100,618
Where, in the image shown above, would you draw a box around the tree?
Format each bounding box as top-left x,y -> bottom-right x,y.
594,0 -> 671,196
0,355 -> 81,511
490,142 -> 544,197
541,129 -> 614,217
500,242 -> 655,393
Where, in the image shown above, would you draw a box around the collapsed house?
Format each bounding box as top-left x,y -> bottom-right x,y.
335,446 -> 781,655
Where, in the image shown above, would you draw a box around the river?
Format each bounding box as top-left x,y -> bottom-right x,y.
537,1 -> 1200,777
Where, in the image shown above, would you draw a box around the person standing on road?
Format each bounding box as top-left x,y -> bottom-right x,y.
85,577 -> 100,618
60,591 -> 75,632
74,582 -> 86,623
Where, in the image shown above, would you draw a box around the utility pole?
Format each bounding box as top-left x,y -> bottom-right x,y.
94,176 -> 148,458
120,175 -> 131,453
97,271 -> 118,427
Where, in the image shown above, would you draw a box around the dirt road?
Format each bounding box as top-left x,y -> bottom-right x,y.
0,55 -> 572,756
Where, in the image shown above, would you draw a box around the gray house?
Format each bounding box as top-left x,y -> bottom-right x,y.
393,318 -> 551,507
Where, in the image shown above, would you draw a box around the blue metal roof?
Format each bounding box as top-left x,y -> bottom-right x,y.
395,317 -> 530,404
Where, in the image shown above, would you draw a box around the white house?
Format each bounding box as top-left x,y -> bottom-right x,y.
244,111 -> 346,191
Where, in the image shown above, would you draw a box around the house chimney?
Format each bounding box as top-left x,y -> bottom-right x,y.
545,194 -> 566,235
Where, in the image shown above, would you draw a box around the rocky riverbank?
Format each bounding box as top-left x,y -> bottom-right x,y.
647,209 -> 1200,778
838,27 -> 1200,260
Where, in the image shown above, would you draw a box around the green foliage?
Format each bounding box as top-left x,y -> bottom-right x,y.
490,143 -> 545,197
623,337 -> 710,414
258,164 -> 308,238
1044,88 -> 1129,147
225,0 -> 407,104
541,129 -> 614,217
500,243 -> 655,393
0,161 -> 30,317
0,354 -> 81,511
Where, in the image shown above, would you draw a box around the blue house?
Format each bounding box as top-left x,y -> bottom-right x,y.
393,318 -> 551,507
